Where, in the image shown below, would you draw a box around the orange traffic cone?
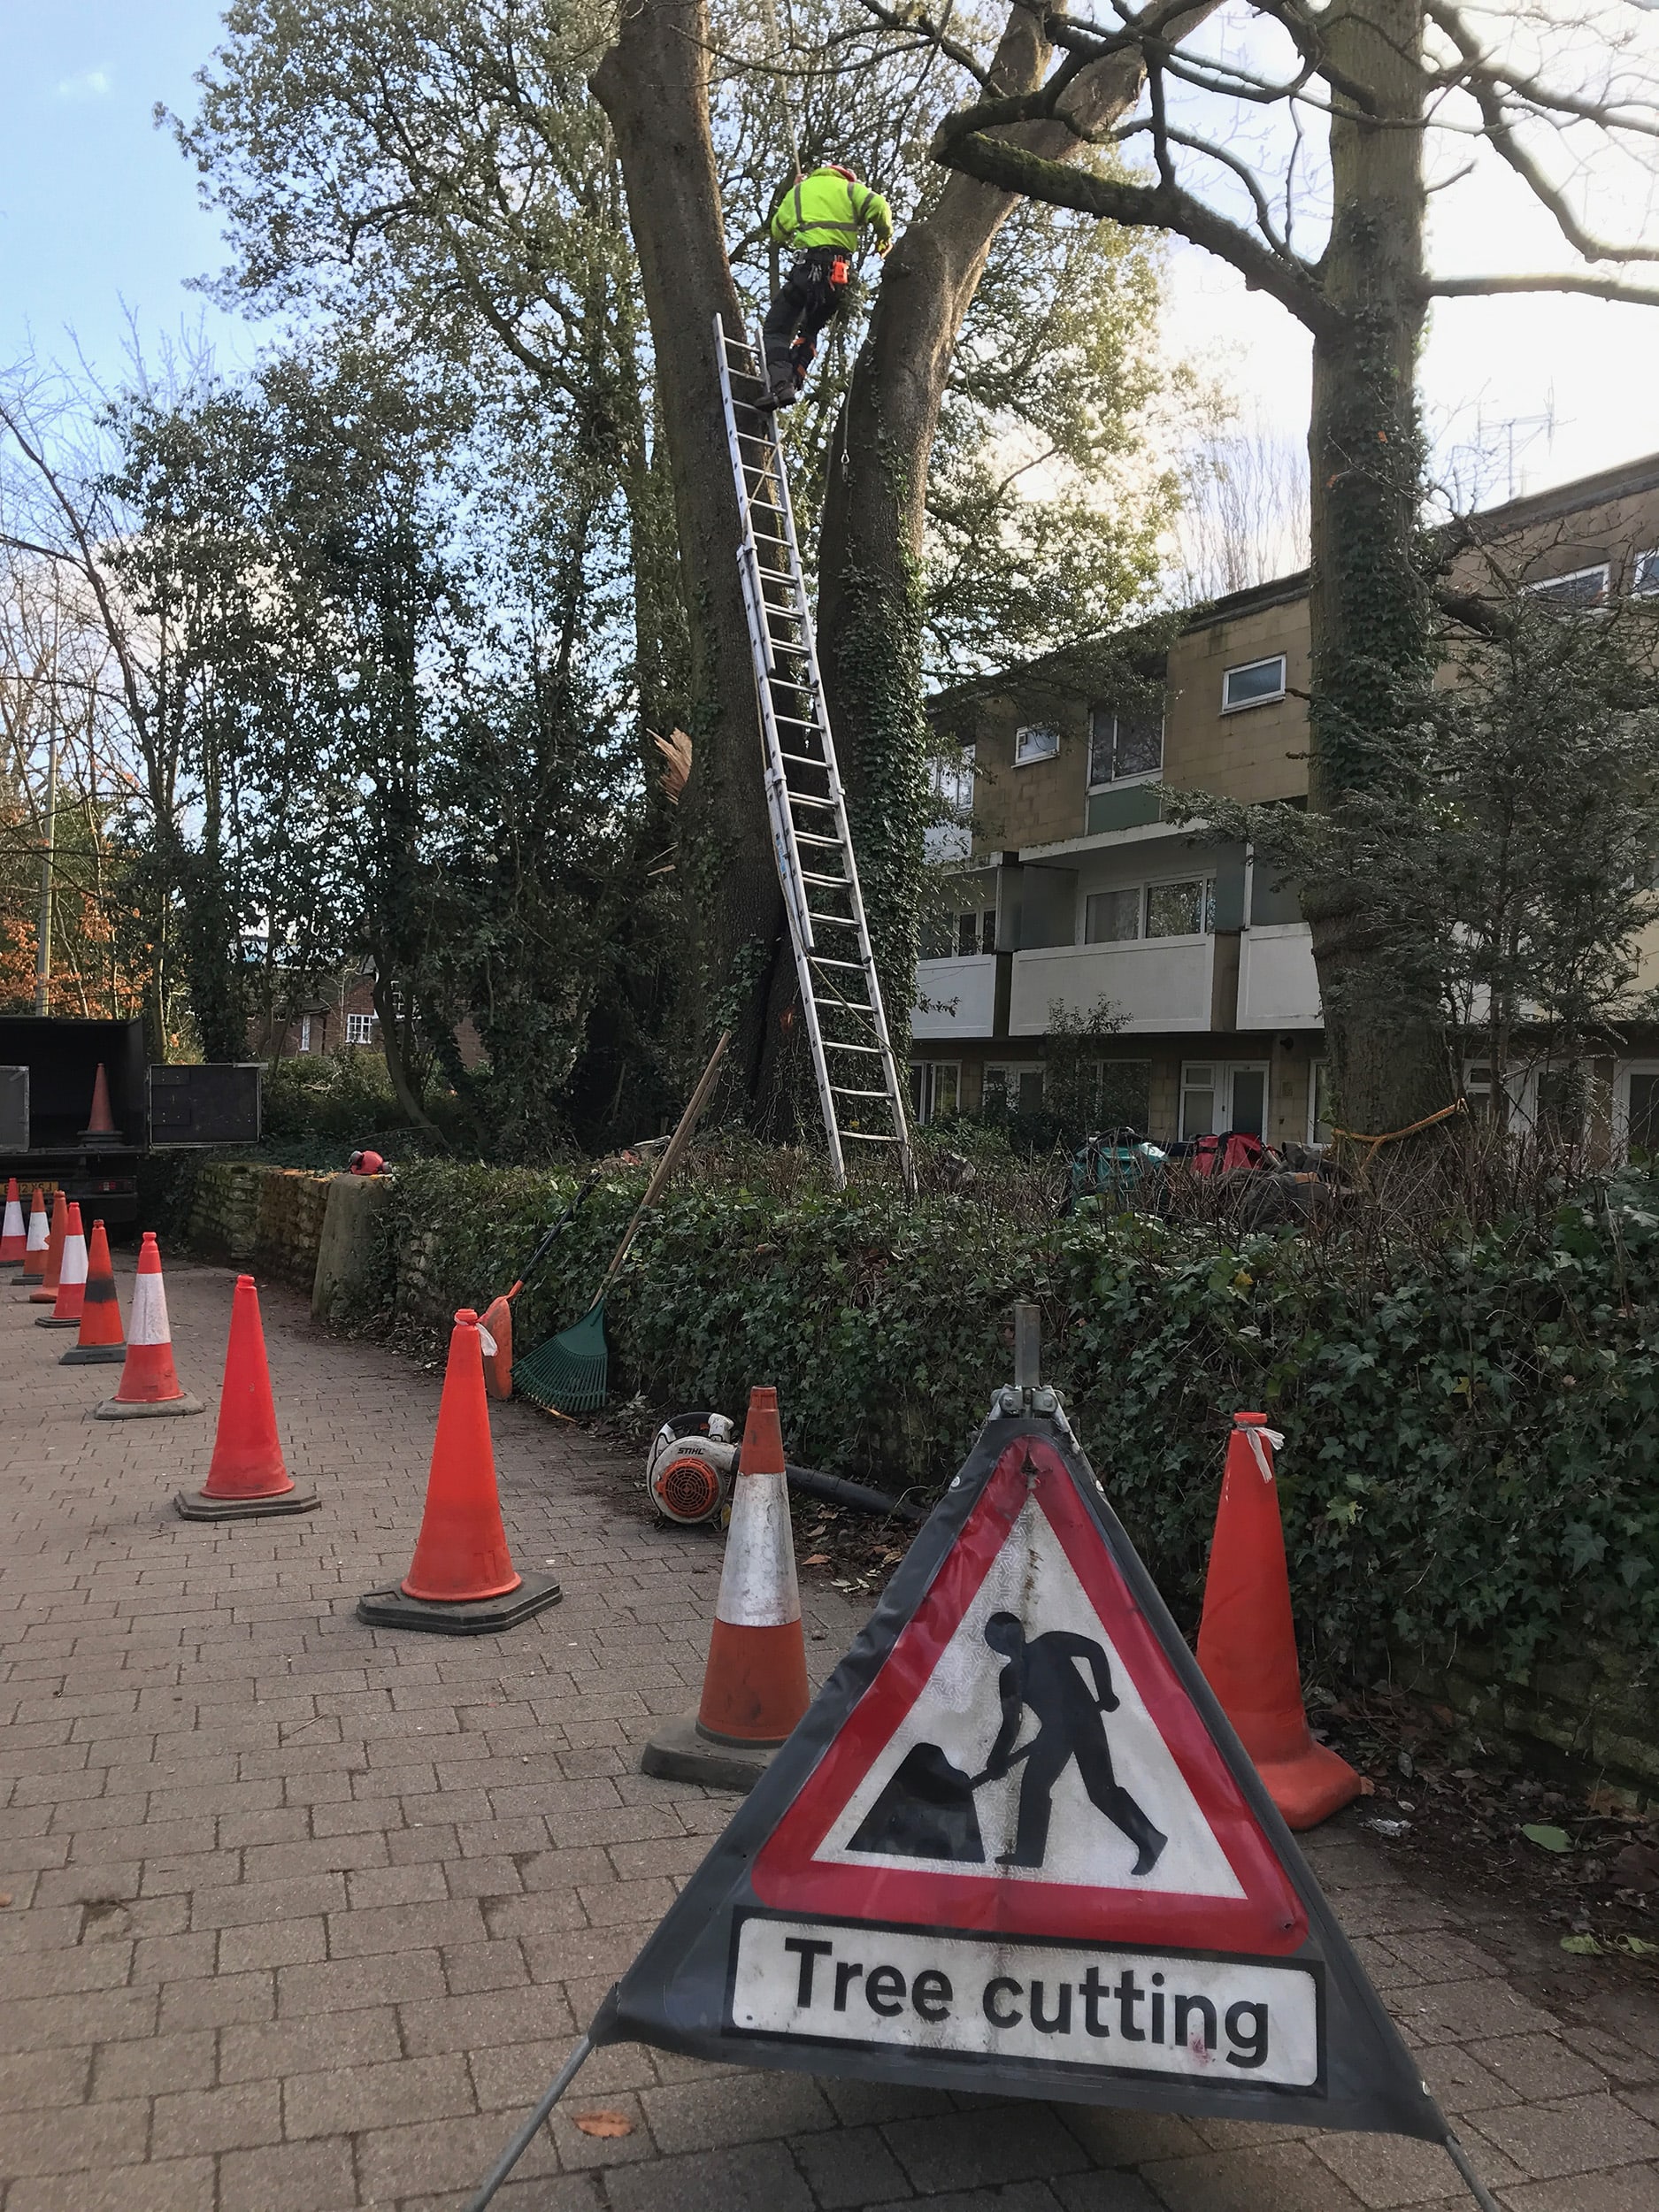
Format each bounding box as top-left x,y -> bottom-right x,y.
0,1178 -> 24,1264
94,1233 -> 204,1420
17,1187 -> 48,1282
28,1192 -> 67,1304
61,1220 -> 126,1366
37,1202 -> 88,1328
81,1061 -> 120,1145
176,1276 -> 319,1519
1196,1412 -> 1363,1831
480,1294 -> 512,1401
642,1386 -> 810,1790
357,1308 -> 560,1632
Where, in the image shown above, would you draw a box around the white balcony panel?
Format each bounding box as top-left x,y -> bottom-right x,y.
911,954 -> 998,1040
1010,939 -> 1213,1035
1237,924 -> 1323,1029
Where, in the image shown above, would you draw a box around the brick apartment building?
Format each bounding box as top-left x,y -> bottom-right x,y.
909,452 -> 1659,1152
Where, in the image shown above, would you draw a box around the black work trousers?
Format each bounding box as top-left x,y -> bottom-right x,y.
761,249 -> 847,397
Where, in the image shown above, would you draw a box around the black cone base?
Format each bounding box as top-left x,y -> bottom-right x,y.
60,1342 -> 127,1364
357,1571 -> 562,1636
175,1485 -> 320,1522
640,1711 -> 776,1793
35,1314 -> 81,1328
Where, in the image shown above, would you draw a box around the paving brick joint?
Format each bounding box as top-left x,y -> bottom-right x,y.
2,1257 -> 1656,2211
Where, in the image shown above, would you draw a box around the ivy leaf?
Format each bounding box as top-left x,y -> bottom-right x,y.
1560,1933 -> 1603,1955
1522,1824 -> 1574,1853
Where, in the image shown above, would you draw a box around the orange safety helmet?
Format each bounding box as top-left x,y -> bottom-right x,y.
824,163 -> 856,180
348,1148 -> 385,1177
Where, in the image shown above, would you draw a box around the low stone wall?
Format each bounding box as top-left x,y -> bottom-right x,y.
183,1162 -> 335,1292
1398,1639 -> 1657,1806
254,1169 -> 335,1293
184,1163 -> 265,1263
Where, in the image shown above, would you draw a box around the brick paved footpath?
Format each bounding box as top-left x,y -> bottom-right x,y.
2,1257 -> 1657,2212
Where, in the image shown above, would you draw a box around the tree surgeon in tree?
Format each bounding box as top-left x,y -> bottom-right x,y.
759,165 -> 894,409
980,1611 -> 1168,1875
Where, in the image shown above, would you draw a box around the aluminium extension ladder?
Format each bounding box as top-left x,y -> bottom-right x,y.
714,314 -> 916,1194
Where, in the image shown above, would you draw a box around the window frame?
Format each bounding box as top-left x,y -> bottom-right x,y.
1013,723 -> 1061,768
345,1011 -> 378,1047
1617,1060 -> 1659,1157
909,1060 -> 962,1125
1633,550 -> 1659,599
1220,654 -> 1287,714
298,1014 -> 312,1055
1083,885 -> 1143,946
1522,562 -> 1610,611
1142,873 -> 1216,941
1179,1058 -> 1271,1141
984,1062 -> 1045,1116
1086,705 -> 1164,792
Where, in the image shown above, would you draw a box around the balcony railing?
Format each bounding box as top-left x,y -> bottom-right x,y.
1009,937 -> 1214,1034
1237,923 -> 1323,1029
911,954 -> 999,1041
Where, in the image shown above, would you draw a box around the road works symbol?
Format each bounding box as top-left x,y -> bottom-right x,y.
579,1412 -> 1445,2149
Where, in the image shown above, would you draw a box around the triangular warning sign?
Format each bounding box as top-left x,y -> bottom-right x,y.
595,1410 -> 1444,2143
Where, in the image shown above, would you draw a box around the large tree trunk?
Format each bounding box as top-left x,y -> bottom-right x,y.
592,1 -> 786,1113
1303,0 -> 1450,1134
818,17 -> 1150,1045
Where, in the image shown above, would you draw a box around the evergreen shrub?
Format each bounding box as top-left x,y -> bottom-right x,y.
381,1158 -> 1659,1681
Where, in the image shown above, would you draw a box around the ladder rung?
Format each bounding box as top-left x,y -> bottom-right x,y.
809,956 -> 865,972
801,871 -> 850,888
795,831 -> 843,847
787,794 -> 836,809
841,1130 -> 904,1143
831,1087 -> 891,1101
780,750 -> 832,769
806,911 -> 860,927
824,1041 -> 883,1054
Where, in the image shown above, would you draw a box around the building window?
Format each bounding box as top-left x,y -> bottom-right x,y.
1633,551 -> 1659,598
345,1012 -> 377,1046
1087,706 -> 1163,787
1145,877 -> 1215,939
1014,724 -> 1060,767
1619,1064 -> 1659,1156
910,1061 -> 960,1125
1179,1063 -> 1217,1140
1084,887 -> 1141,944
1524,563 -> 1609,611
1221,655 -> 1286,712
298,1015 -> 313,1054
985,1064 -> 1044,1116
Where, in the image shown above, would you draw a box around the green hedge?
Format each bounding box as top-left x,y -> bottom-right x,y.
379,1159 -> 1659,1683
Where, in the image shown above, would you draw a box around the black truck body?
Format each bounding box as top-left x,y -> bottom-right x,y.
0,1017 -> 261,1229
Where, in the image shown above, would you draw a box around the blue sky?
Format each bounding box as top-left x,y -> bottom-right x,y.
5,2 -> 1659,504
0,0 -> 276,383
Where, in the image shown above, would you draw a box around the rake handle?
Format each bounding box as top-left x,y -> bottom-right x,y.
593,1031 -> 730,1301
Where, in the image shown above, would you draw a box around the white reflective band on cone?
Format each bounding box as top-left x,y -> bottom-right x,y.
26,1216 -> 47,1252
715,1470 -> 802,1628
60,1237 -> 88,1287
128,1269 -> 171,1348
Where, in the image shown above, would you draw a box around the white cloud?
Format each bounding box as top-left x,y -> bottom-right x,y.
55,71 -> 111,101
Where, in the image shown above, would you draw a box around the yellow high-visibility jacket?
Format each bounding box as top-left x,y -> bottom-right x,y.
770,167 -> 894,253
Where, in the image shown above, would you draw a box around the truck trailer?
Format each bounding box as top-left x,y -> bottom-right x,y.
0,1017 -> 261,1230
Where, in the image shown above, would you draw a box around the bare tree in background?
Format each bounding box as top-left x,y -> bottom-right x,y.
1171,384 -> 1310,598
931,0 -> 1659,1135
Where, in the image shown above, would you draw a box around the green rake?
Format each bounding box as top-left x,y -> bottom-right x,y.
512,1033 -> 730,1414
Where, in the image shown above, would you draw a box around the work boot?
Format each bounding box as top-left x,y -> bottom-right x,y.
755,384 -> 797,412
